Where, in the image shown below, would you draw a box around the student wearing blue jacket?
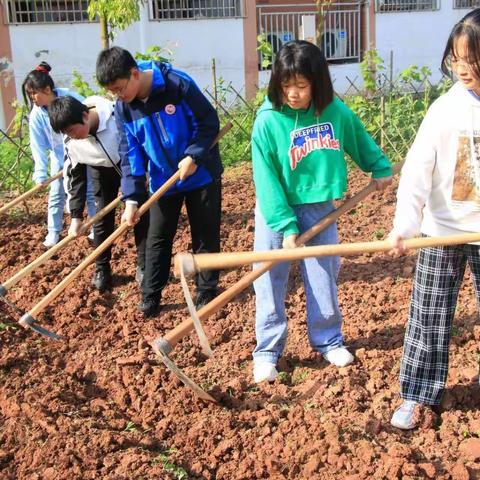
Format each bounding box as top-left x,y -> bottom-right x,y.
22,62 -> 96,247
96,47 -> 223,317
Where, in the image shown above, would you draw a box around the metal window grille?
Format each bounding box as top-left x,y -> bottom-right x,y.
453,0 -> 480,8
5,0 -> 90,24
257,3 -> 361,69
149,0 -> 243,20
375,0 -> 440,12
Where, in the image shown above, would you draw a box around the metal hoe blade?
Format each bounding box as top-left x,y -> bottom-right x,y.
19,313 -> 61,341
0,296 -> 60,340
152,338 -> 216,403
179,262 -> 213,357
27,323 -> 62,341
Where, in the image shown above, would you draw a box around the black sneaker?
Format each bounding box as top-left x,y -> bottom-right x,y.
195,290 -> 217,310
91,269 -> 112,292
138,294 -> 161,317
135,266 -> 144,286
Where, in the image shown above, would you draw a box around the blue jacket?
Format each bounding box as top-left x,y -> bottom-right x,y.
29,88 -> 84,183
115,61 -> 223,202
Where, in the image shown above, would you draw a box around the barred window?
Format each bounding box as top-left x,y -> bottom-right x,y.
375,0 -> 440,12
453,0 -> 480,8
150,0 -> 243,20
5,0 -> 89,24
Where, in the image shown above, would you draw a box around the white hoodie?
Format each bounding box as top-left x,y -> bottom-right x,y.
64,95 -> 120,169
393,82 -> 480,241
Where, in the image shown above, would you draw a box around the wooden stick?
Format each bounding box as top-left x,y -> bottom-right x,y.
0,171 -> 63,216
161,162 -> 404,350
0,196 -> 122,295
176,232 -> 480,274
19,122 -> 232,326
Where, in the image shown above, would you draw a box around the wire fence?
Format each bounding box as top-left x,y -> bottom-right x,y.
0,71 -> 448,205
0,109 -> 34,202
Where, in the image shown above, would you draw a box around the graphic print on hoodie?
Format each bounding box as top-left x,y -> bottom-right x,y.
452,106 -> 480,203
289,122 -> 340,170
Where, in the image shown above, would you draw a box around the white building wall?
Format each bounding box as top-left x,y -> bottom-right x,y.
376,7 -> 471,82
259,63 -> 362,96
8,5 -> 245,102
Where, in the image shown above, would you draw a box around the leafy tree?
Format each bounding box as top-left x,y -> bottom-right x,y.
87,0 -> 146,49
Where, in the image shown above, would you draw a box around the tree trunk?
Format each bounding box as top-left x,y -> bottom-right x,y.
100,14 -> 109,49
316,0 -> 332,51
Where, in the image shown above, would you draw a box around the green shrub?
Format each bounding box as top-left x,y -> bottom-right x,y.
0,103 -> 33,193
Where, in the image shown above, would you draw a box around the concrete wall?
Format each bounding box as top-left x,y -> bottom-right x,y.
8,4 -> 246,103
375,6 -> 471,82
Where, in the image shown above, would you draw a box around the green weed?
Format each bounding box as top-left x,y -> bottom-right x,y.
123,421 -> 137,432
0,322 -> 18,331
151,448 -> 189,480
277,371 -> 289,384
292,370 -> 309,385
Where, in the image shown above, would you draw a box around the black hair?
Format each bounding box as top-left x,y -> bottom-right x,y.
268,40 -> 333,115
441,8 -> 480,79
22,61 -> 54,109
48,96 -> 88,133
96,46 -> 137,86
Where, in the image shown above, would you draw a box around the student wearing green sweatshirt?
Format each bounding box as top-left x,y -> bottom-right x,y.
251,40 -> 393,384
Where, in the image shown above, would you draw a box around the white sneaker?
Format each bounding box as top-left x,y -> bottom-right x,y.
391,400 -> 419,430
43,233 -> 60,248
323,346 -> 354,367
87,230 -> 95,242
253,362 -> 278,383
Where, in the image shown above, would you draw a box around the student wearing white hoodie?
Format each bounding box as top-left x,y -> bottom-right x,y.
48,95 -> 148,292
389,8 -> 480,430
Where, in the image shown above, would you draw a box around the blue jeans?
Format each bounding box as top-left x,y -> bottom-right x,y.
48,157 -> 96,236
47,151 -> 65,236
253,202 -> 344,365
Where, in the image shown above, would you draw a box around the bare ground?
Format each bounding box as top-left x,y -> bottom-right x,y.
1,164 -> 479,479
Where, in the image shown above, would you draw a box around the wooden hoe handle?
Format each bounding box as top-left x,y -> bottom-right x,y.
20,172 -> 179,325
0,196 -> 122,295
161,162 -> 404,350
0,171 -> 63,216
19,122 -> 232,327
175,232 -> 480,274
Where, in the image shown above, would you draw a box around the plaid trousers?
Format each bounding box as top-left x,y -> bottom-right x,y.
400,242 -> 480,405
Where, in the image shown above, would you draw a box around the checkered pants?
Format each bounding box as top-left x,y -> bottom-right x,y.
400,242 -> 480,405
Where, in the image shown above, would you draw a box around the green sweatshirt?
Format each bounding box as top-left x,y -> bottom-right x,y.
252,97 -> 392,236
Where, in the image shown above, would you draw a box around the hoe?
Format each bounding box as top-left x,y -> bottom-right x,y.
15,123 -> 232,339
168,227 -> 480,401
0,196 -> 122,339
151,162 -> 403,402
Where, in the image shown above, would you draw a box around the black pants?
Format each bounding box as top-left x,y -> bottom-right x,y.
143,178 -> 221,298
89,166 -> 149,272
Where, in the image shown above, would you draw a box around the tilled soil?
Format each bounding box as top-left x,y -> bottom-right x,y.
1,164 -> 480,479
